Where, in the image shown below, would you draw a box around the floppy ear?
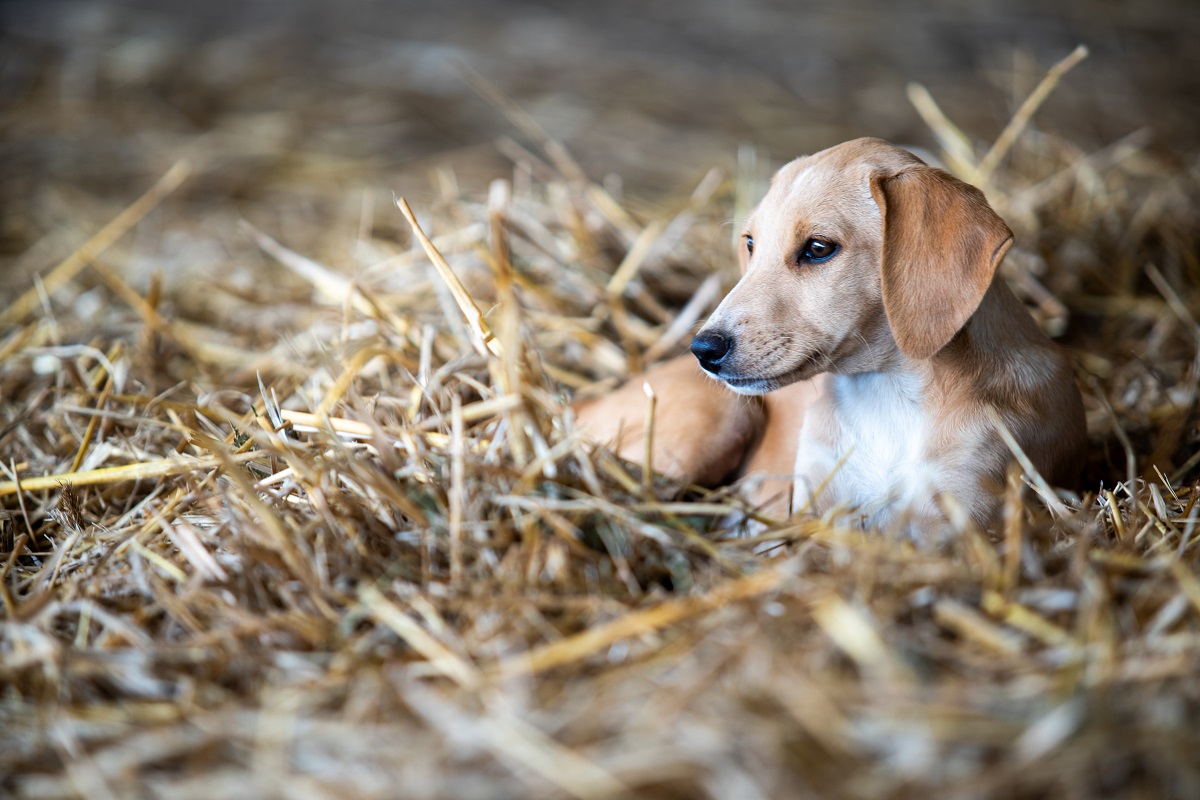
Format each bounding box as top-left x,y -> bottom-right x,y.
871,166 -> 1013,359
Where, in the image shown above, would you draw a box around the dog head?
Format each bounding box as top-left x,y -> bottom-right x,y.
691,138 -> 1013,394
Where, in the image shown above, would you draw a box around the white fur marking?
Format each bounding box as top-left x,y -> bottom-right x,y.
787,167 -> 816,201
795,371 -> 940,528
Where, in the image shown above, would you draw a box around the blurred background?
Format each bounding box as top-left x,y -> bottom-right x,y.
3,0 -> 1197,201
3,0 -> 1199,354
4,0 -> 1199,385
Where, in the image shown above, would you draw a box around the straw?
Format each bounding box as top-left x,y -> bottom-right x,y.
973,46 -> 1090,187
0,161 -> 191,328
396,196 -> 502,359
3,27 -> 1200,799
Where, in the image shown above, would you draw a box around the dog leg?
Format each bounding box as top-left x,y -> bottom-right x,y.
573,355 -> 763,487
738,378 -> 821,518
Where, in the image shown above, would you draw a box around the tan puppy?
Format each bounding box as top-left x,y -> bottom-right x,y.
574,138 -> 1086,533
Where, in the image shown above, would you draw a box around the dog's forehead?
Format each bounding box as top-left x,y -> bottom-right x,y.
759,156 -> 876,225
747,139 -> 923,234
775,160 -> 857,199
765,138 -> 923,204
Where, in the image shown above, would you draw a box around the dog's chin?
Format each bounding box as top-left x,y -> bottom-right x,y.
720,376 -> 778,396
716,360 -> 819,395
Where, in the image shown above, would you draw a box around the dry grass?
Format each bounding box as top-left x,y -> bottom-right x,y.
3,32 -> 1200,800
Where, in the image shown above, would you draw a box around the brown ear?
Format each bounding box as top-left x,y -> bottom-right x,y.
872,166 -> 1013,359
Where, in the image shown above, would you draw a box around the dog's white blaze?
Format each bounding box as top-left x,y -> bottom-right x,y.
794,370 -> 939,528
787,164 -> 816,191
786,167 -> 816,202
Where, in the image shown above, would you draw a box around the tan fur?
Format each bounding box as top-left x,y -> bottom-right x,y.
572,356 -> 763,488
573,138 -> 1086,531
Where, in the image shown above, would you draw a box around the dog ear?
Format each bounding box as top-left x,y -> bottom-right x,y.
871,166 -> 1013,359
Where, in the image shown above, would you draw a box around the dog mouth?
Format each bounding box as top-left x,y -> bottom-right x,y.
715,358 -> 821,395
720,375 -> 779,395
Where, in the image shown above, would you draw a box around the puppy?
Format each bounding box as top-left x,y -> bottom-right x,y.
574,138 -> 1086,533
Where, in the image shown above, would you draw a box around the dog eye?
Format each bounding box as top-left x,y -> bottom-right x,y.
744,236 -> 754,255
800,238 -> 838,263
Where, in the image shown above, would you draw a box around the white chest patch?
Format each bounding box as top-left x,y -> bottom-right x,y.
794,371 -> 939,527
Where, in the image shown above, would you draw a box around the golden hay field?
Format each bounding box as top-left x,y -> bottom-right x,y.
3,3 -> 1200,798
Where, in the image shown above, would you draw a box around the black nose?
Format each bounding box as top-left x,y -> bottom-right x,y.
691,330 -> 731,372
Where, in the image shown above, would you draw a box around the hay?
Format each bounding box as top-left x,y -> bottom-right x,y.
3,19 -> 1200,800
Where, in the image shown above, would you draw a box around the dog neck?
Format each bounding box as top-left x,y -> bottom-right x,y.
833,279 -> 1042,389
815,279 -> 1063,531
931,280 -> 1058,393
